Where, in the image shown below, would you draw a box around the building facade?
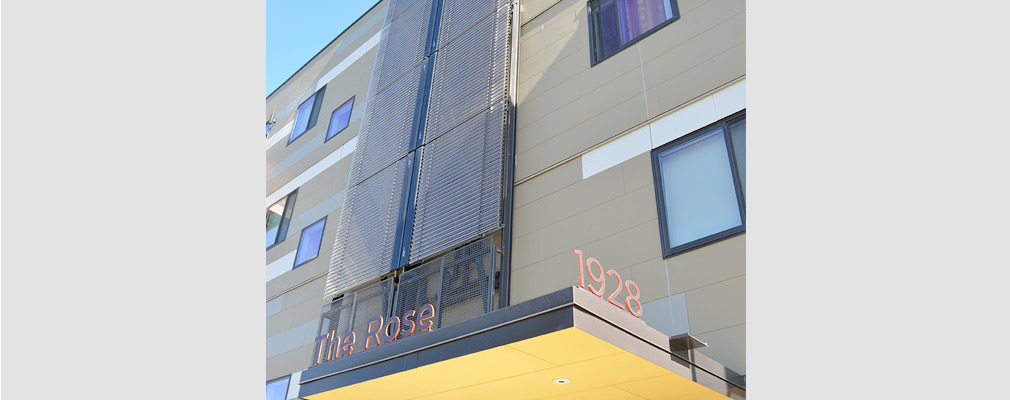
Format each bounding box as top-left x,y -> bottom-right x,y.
266,0 -> 745,398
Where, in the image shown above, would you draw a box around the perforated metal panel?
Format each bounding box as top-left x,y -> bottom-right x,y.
392,255 -> 442,322
310,280 -> 395,366
424,4 -> 511,143
394,236 -> 496,329
369,0 -> 434,97
326,156 -> 412,299
409,107 -> 505,263
347,280 -> 395,349
436,236 -> 496,327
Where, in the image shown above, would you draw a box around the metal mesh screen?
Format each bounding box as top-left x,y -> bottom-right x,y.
409,107 -> 505,263
392,255 -> 442,322
347,280 -> 395,348
310,280 -> 394,366
326,156 -> 412,299
394,236 -> 496,330
369,0 -> 434,98
437,236 -> 496,327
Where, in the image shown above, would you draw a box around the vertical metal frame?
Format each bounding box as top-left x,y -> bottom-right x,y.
649,109 -> 746,259
433,258 -> 445,328
498,0 -> 520,309
385,276 -> 398,318
486,244 -> 498,313
722,115 -> 746,225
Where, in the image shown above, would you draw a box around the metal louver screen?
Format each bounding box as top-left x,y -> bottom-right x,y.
369,0 -> 433,97
350,63 -> 424,186
325,0 -> 513,302
326,156 -> 412,298
436,0 -> 510,51
310,280 -> 394,366
423,3 -> 510,143
409,107 -> 504,263
384,0 -> 424,25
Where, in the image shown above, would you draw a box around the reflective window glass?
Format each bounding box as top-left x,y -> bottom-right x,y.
294,217 -> 326,267
326,97 -> 354,141
266,191 -> 297,248
653,113 -> 745,256
266,376 -> 289,400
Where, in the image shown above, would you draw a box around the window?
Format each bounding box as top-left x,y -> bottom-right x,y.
266,122 -> 273,136
293,217 -> 327,268
652,111 -> 745,258
588,0 -> 680,65
266,190 -> 298,249
266,376 -> 289,400
288,86 -> 327,144
326,96 -> 354,142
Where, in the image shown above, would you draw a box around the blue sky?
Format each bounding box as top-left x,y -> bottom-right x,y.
267,0 -> 381,97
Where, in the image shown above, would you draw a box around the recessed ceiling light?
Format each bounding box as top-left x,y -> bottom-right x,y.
552,378 -> 571,385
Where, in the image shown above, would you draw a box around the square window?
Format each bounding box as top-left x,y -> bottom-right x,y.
326,96 -> 354,142
652,112 -> 745,257
293,217 -> 327,268
288,86 -> 327,144
266,376 -> 289,400
589,0 -> 680,65
266,190 -> 298,249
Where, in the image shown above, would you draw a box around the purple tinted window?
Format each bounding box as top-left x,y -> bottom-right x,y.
326,97 -> 354,141
593,0 -> 677,62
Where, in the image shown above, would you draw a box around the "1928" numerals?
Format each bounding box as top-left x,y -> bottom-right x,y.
573,249 -> 643,318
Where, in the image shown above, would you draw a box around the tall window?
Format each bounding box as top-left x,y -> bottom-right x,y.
266,190 -> 298,249
589,0 -> 679,65
294,217 -> 327,268
652,111 -> 745,257
326,96 -> 354,142
266,376 -> 289,400
289,86 -> 327,144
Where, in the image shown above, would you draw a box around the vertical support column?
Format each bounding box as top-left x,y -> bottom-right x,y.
498,0 -> 521,309
433,258 -> 445,328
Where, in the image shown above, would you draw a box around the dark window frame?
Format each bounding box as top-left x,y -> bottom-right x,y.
293,216 -> 327,269
266,190 -> 298,251
288,86 -> 327,145
650,110 -> 746,258
325,96 -> 355,143
266,375 -> 290,400
587,0 -> 681,66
